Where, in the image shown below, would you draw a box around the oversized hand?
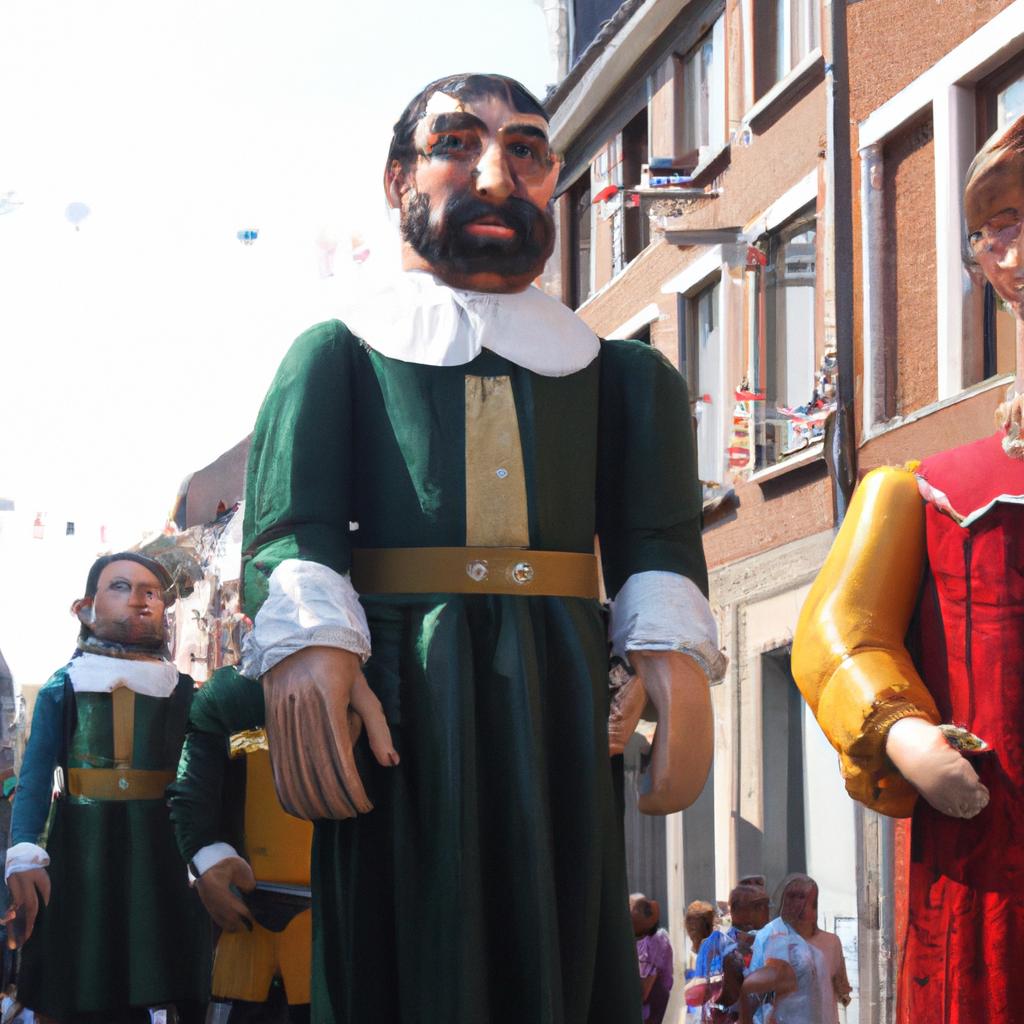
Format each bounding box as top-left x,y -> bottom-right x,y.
885,716 -> 989,818
627,651 -> 713,815
5,867 -> 50,948
195,856 -> 257,932
608,669 -> 648,757
262,646 -> 398,820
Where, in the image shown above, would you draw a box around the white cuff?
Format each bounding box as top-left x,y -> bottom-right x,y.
609,571 -> 727,683
190,842 -> 240,879
241,559 -> 372,678
5,842 -> 49,880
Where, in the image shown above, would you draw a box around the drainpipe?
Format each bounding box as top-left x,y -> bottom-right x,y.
826,4 -> 894,1024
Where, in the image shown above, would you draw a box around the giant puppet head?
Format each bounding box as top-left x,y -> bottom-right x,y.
71,551 -> 173,652
384,73 -> 561,294
963,114 -> 1024,435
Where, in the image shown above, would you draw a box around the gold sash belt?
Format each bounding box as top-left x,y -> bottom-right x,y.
351,547 -> 599,599
67,768 -> 175,801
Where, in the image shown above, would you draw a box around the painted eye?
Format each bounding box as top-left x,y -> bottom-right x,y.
432,134 -> 464,152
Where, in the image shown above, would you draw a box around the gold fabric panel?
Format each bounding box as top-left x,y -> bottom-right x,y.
243,748 -> 313,886
111,685 -> 135,767
464,375 -> 529,547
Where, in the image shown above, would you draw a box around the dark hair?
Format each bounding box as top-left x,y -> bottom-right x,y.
386,73 -> 548,173
84,552 -> 173,599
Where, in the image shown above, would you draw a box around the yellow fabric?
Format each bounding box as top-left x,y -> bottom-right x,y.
229,728 -> 269,757
67,767 -> 175,801
464,375 -> 530,547
111,686 -> 135,767
243,749 -> 312,886
792,466 -> 941,816
211,908 -> 312,1004
351,546 -> 599,598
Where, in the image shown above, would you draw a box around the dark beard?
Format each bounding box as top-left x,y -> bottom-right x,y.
80,616 -> 166,652
401,190 -> 555,281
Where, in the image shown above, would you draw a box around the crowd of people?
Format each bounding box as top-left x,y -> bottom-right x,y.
631,875 -> 851,1024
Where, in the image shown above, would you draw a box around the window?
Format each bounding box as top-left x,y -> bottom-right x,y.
749,211 -> 826,469
755,0 -> 820,99
966,60 -> 1024,386
568,174 -> 592,309
681,16 -> 726,167
682,278 -> 724,487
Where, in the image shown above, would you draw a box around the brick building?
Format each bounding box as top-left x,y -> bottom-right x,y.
542,1 -> 1024,1020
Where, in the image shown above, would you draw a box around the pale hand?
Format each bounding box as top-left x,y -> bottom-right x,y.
262,646 -> 398,820
886,716 -> 989,818
195,856 -> 257,932
621,651 -> 713,815
5,867 -> 50,948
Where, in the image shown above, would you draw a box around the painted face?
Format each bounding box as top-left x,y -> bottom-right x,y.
80,560 -> 167,647
966,157 -> 1024,317
392,91 -> 560,291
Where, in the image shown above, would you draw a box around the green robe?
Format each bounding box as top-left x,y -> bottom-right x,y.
243,321 -> 707,1024
13,666 -> 211,1019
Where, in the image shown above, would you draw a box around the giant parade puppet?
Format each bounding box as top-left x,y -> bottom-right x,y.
191,73 -> 726,1024
4,553 -> 210,1023
793,113 -> 1024,1023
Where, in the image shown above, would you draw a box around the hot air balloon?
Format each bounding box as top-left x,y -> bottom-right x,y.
0,192 -> 23,216
65,202 -> 90,230
236,228 -> 259,246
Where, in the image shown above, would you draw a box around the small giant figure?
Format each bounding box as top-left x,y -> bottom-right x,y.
5,553 -> 210,1022
793,114 -> 1024,1022
236,73 -> 724,1022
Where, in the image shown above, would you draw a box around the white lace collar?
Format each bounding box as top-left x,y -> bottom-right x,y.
338,270 -> 599,377
66,652 -> 179,697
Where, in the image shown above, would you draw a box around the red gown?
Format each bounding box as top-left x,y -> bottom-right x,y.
902,432 -> 1024,1022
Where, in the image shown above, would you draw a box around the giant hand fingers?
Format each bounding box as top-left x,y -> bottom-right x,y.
608,673 -> 647,757
348,673 -> 399,767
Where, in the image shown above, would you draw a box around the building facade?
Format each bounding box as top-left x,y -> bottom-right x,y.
543,1 -> 1023,1020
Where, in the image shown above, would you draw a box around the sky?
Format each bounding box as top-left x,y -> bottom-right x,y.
0,0 -> 557,689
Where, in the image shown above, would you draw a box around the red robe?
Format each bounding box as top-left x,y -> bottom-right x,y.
902,432 -> 1024,1022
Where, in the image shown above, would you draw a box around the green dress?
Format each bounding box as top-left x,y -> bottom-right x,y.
14,666 -> 211,1019
242,321 -> 707,1024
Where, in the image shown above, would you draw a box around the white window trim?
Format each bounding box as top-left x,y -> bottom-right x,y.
607,303 -> 662,340
661,245 -> 724,297
747,168 -> 818,238
857,0 -> 1024,433
741,48 -> 824,132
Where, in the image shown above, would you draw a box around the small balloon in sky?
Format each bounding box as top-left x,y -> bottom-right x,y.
0,192 -> 24,216
65,202 -> 91,230
236,228 -> 259,246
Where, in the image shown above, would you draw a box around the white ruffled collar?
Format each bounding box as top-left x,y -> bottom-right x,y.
338,270 -> 599,377
66,652 -> 179,697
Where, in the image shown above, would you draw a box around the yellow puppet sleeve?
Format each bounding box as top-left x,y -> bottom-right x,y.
792,466 -> 941,817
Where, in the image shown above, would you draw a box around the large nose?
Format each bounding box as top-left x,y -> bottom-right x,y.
473,142 -> 515,204
129,584 -> 156,609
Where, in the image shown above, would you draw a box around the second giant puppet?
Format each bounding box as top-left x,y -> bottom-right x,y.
793,115 -> 1024,1024
5,553 -> 210,1022
222,74 -> 724,1023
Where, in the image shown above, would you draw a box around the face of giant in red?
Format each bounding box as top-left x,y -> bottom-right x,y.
388,91 -> 561,294
77,560 -> 167,647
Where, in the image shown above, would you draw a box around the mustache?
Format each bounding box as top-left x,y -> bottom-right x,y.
442,193 -> 547,240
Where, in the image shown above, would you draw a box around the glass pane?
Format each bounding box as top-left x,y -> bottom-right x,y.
761,217 -> 819,465
998,75 -> 1024,129
692,280 -> 722,483
683,33 -> 713,154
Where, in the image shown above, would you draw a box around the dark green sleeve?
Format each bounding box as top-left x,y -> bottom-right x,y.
596,339 -> 709,599
10,672 -> 65,846
242,320 -> 358,617
168,667 -> 265,864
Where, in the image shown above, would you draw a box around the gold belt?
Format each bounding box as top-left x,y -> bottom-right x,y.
351,547 -> 599,599
67,768 -> 175,801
